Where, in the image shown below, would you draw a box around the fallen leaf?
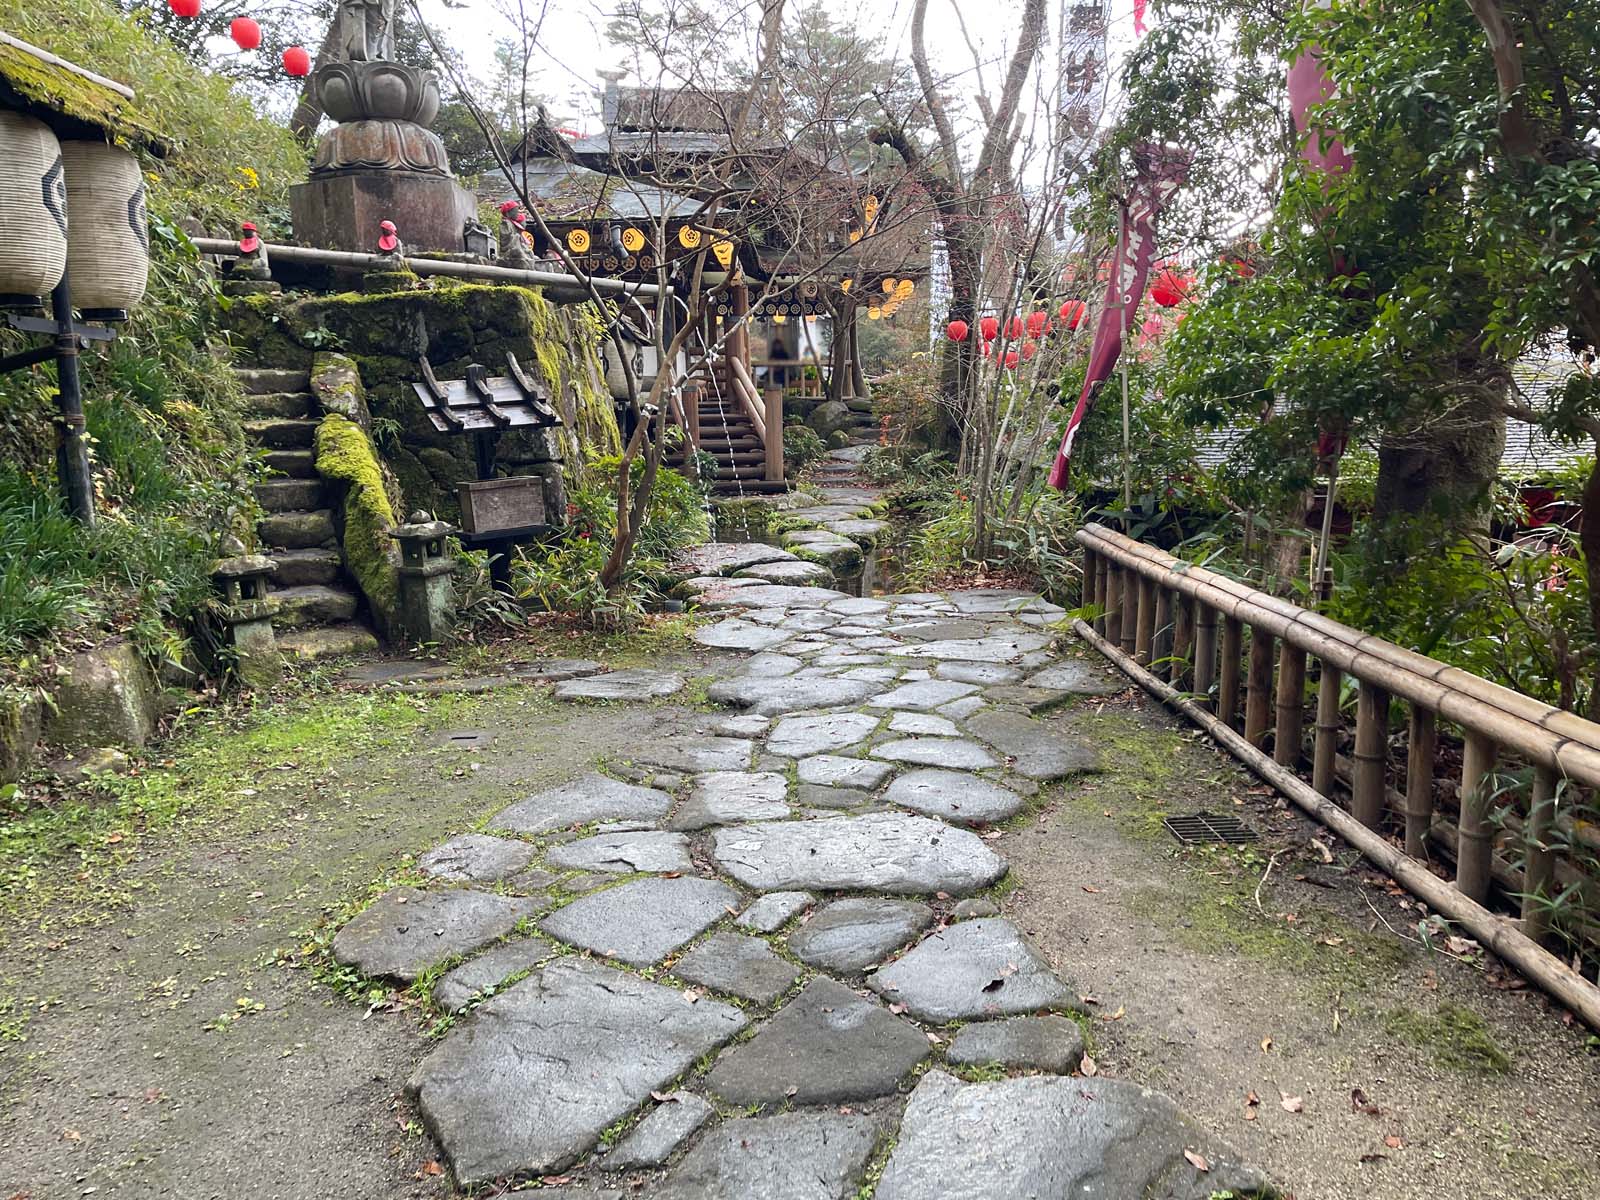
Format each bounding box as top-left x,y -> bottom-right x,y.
1261,1036 -> 1274,1054
926,1031 -> 944,1046
888,1003 -> 907,1015
1359,1153 -> 1387,1164
1384,1135 -> 1404,1149
650,1091 -> 673,1102
420,1161 -> 444,1177
1183,1149 -> 1210,1172
1079,993 -> 1101,1005
784,1085 -> 798,1098
935,891 -> 951,900
1082,885 -> 1101,894
1280,1091 -> 1304,1114
1079,1053 -> 1098,1076
1101,1005 -> 1125,1022
1350,1087 -> 1380,1117
61,1128 -> 82,1142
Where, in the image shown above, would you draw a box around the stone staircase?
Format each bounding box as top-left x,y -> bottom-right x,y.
238,368 -> 379,660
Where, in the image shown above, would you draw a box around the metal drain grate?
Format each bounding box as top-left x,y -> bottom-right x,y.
1163,812 -> 1258,845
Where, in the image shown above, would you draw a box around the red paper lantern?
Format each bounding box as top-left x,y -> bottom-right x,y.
980,342 -> 993,358
979,315 -> 999,342
282,45 -> 311,76
1150,266 -> 1190,308
229,16 -> 261,49
1021,341 -> 1037,361
1003,349 -> 1020,370
946,319 -> 969,342
1025,311 -> 1048,338
168,0 -> 201,16
1058,299 -> 1086,329
1005,316 -> 1025,340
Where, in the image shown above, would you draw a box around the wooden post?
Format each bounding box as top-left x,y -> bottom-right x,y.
763,385 -> 783,482
1172,592 -> 1194,690
1120,568 -> 1138,658
1404,706 -> 1437,858
1274,643 -> 1306,767
1193,603 -> 1217,706
1353,682 -> 1389,827
1312,662 -> 1342,796
1083,548 -> 1100,630
683,381 -> 702,451
1218,616 -> 1242,728
1094,553 -> 1109,635
1244,626 -> 1274,748
1522,766 -> 1557,942
1104,563 -> 1123,648
1135,576 -> 1157,665
1152,587 -> 1173,674
1456,732 -> 1497,903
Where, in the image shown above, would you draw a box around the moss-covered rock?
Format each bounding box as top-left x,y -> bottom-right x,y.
315,414 -> 400,638
310,353 -> 372,430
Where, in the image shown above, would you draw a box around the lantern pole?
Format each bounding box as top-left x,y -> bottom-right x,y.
51,272 -> 96,526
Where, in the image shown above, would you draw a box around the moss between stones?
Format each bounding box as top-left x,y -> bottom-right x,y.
314,414 -> 399,635
1382,1003 -> 1511,1074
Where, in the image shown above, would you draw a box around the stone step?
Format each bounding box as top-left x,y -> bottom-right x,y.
273,583 -> 360,628
236,368 -> 311,395
245,418 -> 318,450
246,391 -> 315,420
262,449 -> 318,479
277,623 -> 380,661
271,547 -> 343,587
710,479 -> 789,495
254,478 -> 327,512
846,399 -> 874,414
258,508 -> 336,549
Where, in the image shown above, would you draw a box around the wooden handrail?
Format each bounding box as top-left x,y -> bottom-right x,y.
1076,521 -> 1600,1033
728,357 -> 767,443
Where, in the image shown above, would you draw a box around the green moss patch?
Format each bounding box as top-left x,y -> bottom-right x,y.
314,415 -> 399,634
1383,1003 -> 1511,1074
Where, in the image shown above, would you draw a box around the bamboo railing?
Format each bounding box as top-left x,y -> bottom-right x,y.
1075,523 -> 1600,1032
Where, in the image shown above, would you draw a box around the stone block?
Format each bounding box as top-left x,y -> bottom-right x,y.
43,640 -> 159,751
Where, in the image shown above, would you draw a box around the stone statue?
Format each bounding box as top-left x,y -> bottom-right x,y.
234,221 -> 270,279
497,202 -> 534,270
333,0 -> 398,62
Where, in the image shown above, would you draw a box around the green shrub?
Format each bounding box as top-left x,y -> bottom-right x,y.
783,424 -> 826,476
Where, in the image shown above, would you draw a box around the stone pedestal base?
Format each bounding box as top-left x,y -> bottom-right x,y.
291,171 -> 477,255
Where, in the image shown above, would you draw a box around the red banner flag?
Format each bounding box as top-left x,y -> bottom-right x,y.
1048,142 -> 1190,489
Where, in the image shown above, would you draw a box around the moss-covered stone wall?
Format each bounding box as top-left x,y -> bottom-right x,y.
224,283 -> 621,521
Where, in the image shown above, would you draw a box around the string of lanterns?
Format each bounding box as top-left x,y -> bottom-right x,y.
165,0 -> 310,78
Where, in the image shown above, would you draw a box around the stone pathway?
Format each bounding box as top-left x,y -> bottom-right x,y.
327,457 -> 1272,1196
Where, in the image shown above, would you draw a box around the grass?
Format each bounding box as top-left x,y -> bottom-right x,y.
1383,1002 -> 1512,1074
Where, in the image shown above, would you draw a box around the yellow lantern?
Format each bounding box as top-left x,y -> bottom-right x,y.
881,277 -> 896,294
621,226 -> 645,252
773,312 -> 787,324
840,278 -> 853,293
566,227 -> 591,253
895,279 -> 915,300
678,225 -> 702,249
867,306 -> 882,320
848,228 -> 863,244
864,194 -> 880,228
711,238 -> 734,268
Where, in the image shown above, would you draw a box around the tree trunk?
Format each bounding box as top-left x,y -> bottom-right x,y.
1374,377 -> 1508,531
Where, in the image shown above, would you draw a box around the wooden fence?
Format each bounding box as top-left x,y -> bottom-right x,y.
1076,522 -> 1600,1031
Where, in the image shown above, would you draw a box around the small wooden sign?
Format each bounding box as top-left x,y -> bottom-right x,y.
457,477 -> 546,534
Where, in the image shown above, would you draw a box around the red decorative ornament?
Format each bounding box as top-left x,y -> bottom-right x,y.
238,221 -> 260,254
1150,266 -> 1190,308
979,315 -> 999,342
946,319 -> 969,342
980,342 -> 993,359
229,16 -> 261,49
282,45 -> 311,76
377,219 -> 400,253
1058,299 -> 1086,329
1003,349 -> 1020,370
168,0 -> 201,17
1005,316 -> 1025,340
1021,341 -> 1038,361
1025,311 -> 1048,338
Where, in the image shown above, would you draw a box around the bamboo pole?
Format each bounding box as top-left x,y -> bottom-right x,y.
1313,662 -> 1342,796
1457,733 -> 1498,904
1119,566 -> 1137,659
1105,562 -> 1123,648
1523,767 -> 1557,943
1152,587 -> 1173,675
1219,617 -> 1243,729
1135,576 -> 1157,665
1193,603 -> 1218,706
1405,706 -> 1437,858
1084,548 -> 1101,632
1275,643 -> 1307,768
1245,627 -> 1274,748
1172,592 -> 1195,691
1072,618 -> 1600,1035
1353,682 -> 1390,828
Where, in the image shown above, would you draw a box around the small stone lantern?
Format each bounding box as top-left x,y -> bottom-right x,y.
389,510 -> 457,644
463,219 -> 492,259
211,537 -> 281,687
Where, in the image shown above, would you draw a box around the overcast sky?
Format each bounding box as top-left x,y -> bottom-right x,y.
418,0 -> 1142,146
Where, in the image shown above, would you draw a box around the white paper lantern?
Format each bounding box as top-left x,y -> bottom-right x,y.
61,140 -> 148,318
0,112 -> 68,303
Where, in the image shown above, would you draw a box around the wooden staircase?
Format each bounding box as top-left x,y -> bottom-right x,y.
670,357 -> 788,495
